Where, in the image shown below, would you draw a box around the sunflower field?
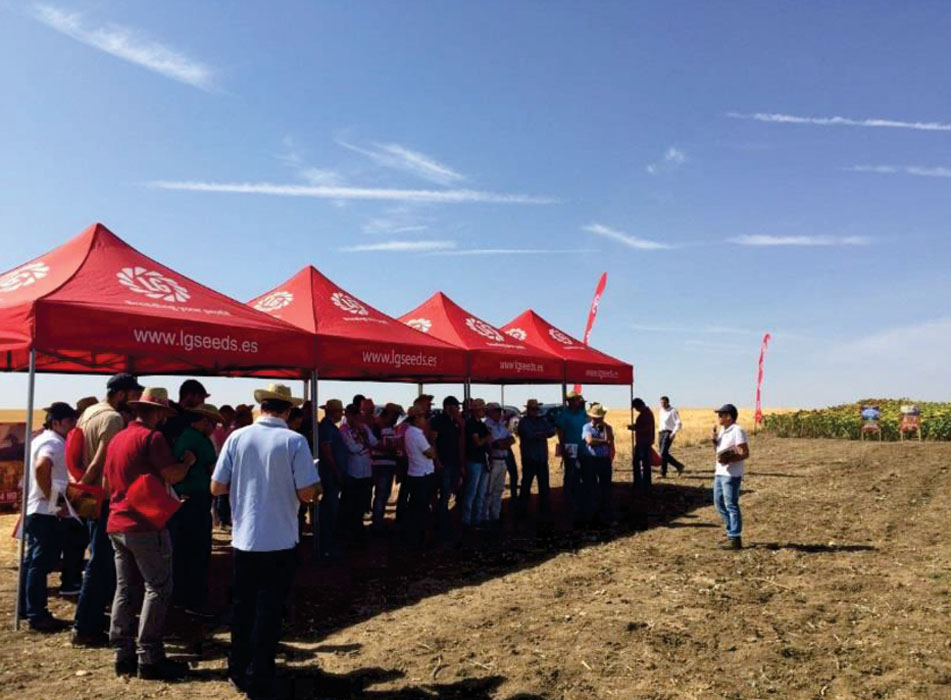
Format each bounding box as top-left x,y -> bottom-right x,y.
763,399 -> 951,441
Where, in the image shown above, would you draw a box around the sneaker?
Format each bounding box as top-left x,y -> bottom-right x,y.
138,658 -> 190,681
71,630 -> 109,647
29,616 -> 69,633
115,658 -> 138,677
185,608 -> 216,622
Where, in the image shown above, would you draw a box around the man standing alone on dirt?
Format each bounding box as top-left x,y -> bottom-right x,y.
630,398 -> 655,491
657,396 -> 686,477
712,404 -> 749,550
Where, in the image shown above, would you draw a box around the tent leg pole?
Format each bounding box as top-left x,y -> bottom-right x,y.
417,383 -> 423,398
561,382 -> 567,404
13,349 -> 36,631
501,384 -> 505,406
310,370 -> 320,556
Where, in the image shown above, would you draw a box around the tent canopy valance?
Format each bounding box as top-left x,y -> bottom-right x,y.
399,292 -> 563,384
248,266 -> 468,382
0,223 -> 316,377
500,310 -> 633,385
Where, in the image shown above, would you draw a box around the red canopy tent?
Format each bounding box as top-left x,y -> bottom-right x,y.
500,310 -> 633,386
247,266 -> 468,381
399,292 -> 563,384
0,223 -> 316,376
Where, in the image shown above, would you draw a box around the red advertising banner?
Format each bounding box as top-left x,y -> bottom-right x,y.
573,272 -> 608,394
754,332 -> 772,427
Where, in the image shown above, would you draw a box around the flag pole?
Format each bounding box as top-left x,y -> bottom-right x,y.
13,349 -> 36,631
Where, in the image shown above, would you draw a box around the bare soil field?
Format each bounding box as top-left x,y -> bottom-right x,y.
1,435 -> 950,700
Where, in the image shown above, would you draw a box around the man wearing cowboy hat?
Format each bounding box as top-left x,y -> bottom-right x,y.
556,390 -> 588,521
104,388 -> 197,680
516,399 -> 556,523
169,402 -> 222,619
317,398 -> 347,559
581,403 -> 615,526
211,383 -> 319,697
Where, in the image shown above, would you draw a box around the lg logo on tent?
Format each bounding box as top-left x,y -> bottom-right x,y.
331,292 -> 369,316
117,267 -> 190,303
406,318 -> 432,333
254,291 -> 294,313
506,328 -> 527,341
466,317 -> 504,342
0,261 -> 49,293
549,328 -> 575,345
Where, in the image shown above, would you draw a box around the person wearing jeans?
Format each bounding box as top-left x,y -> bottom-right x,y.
317,400 -> 347,559
629,398 -> 655,491
711,404 -> 749,550
581,404 -> 615,526
516,400 -> 556,522
482,403 -> 515,528
555,391 -> 588,521
460,400 -> 490,527
430,396 -> 465,543
370,404 -> 401,531
212,383 -> 319,698
401,406 -> 436,546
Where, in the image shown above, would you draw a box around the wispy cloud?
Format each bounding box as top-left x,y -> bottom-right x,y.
729,234 -> 870,247
646,146 -> 687,175
339,240 -> 457,253
631,323 -> 757,335
33,4 -> 213,90
727,112 -> 951,132
428,248 -> 597,256
845,165 -> 951,178
583,223 -> 670,250
147,180 -> 557,204
337,139 -> 465,185
274,136 -> 343,186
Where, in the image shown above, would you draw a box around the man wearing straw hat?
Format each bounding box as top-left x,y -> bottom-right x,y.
556,390 -> 588,523
104,388 -> 196,681
516,399 -> 556,524
211,383 -> 319,698
169,402 -> 222,620
581,403 -> 615,526
317,398 -> 346,559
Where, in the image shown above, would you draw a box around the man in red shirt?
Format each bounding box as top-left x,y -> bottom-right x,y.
104,388 -> 195,681
630,398 -> 655,491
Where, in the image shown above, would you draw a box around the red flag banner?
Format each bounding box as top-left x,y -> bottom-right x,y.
573,272 -> 608,394
754,332 -> 772,426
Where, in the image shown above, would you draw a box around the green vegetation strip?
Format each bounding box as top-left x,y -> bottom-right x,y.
764,400 -> 951,441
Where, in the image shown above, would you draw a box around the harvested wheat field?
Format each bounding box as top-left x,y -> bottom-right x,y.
1,435 -> 950,700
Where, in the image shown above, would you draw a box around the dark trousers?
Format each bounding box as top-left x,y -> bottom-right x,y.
230,548 -> 297,693
562,453 -> 582,517
518,457 -> 551,520
658,431 -> 685,477
20,514 -> 63,622
215,494 -> 232,527
436,462 -> 460,541
317,467 -> 341,557
403,473 -> 435,546
633,444 -> 653,490
395,459 -> 410,523
74,503 -> 116,635
60,517 -> 88,590
582,456 -> 613,524
340,476 -> 372,540
505,449 -> 518,502
168,492 -> 212,610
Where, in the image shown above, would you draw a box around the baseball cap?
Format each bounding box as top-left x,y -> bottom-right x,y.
107,373 -> 144,393
443,395 -> 460,407
485,402 -> 502,412
715,404 -> 738,420
180,379 -> 210,398
43,402 -> 78,423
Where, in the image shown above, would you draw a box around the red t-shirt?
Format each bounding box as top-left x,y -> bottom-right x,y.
105,422 -> 177,533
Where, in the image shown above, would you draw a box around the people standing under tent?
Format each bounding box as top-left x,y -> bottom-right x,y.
58,397 -> 97,597
317,399 -> 347,560
18,402 -> 78,631
104,388 -> 195,681
370,404 -> 402,532
211,383 -> 319,698
161,379 -> 210,447
401,406 -> 436,547
360,397 -> 376,420
212,405 -> 236,453
395,394 -> 434,523
630,398 -> 655,491
460,399 -> 491,529
216,405 -> 253,529
516,399 -> 556,525
340,403 -> 377,544
711,404 -> 749,550
287,406 -> 304,433
430,396 -> 465,545
581,403 -> 615,527
72,373 -> 143,648
482,403 -> 515,529
657,396 -> 686,477
168,403 -> 221,620
555,391 -> 589,525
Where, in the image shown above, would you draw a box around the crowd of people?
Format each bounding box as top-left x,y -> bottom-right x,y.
16,372 -> 749,699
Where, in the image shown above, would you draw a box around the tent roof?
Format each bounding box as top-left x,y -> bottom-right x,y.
248,267 -> 468,381
500,310 -> 633,385
399,292 -> 563,383
0,223 -> 316,376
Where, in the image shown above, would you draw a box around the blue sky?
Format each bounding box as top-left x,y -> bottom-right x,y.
1,1 -> 950,413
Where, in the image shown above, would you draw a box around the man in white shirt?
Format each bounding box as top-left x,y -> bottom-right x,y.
402,406 -> 436,546
19,402 -> 78,631
340,404 -> 377,542
482,403 -> 515,528
711,404 -> 749,550
658,396 -> 686,477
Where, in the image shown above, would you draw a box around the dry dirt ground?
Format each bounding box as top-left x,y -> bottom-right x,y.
1,435 -> 950,700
